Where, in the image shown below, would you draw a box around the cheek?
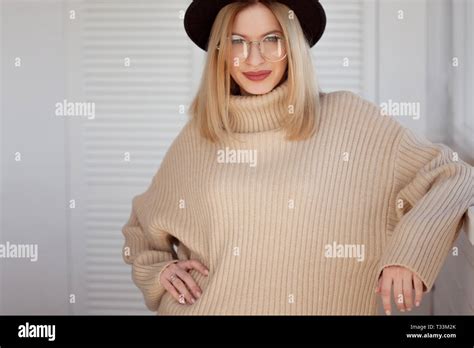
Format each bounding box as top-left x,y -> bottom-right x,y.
272,60 -> 287,77
279,58 -> 288,71
228,56 -> 240,74
229,63 -> 239,81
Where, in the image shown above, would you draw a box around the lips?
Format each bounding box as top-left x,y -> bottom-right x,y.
244,70 -> 272,76
243,70 -> 272,81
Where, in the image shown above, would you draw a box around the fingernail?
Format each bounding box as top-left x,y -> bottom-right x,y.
385,310 -> 391,315
196,291 -> 202,298
400,309 -> 405,312
205,269 -> 209,276
407,307 -> 412,311
416,301 -> 420,307
191,298 -> 196,304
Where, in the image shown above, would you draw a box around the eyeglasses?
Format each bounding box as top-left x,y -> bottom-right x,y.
217,34 -> 287,63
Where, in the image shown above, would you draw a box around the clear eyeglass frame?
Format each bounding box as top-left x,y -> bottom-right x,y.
216,34 -> 288,63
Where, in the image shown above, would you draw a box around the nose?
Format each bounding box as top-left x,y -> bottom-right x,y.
246,42 -> 265,66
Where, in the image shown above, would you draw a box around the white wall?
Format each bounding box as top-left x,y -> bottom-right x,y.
377,0 -> 428,135
426,0 -> 451,144
431,0 -> 474,315
1,0 -> 70,314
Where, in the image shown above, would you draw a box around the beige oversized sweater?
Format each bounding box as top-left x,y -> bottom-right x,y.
122,79 -> 473,315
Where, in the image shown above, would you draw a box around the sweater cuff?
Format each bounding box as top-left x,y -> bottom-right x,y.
374,221 -> 459,293
132,256 -> 179,312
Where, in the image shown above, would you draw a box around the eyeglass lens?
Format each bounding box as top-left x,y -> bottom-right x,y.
231,35 -> 286,62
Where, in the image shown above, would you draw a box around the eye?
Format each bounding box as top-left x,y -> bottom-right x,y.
231,36 -> 245,44
264,35 -> 281,42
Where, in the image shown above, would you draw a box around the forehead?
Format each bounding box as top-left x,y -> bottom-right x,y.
232,3 -> 283,38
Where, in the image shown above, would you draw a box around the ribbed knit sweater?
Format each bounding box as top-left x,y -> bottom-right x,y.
122,79 -> 473,315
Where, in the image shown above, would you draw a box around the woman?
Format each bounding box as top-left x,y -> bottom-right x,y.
122,0 -> 473,315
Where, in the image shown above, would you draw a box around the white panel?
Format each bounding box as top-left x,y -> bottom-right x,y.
464,1 -> 474,132
315,0 -> 366,94
450,0 -> 474,163
76,0 -> 192,315
377,0 -> 428,136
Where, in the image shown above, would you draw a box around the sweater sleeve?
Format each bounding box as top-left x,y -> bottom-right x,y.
376,126 -> 474,292
122,173 -> 179,312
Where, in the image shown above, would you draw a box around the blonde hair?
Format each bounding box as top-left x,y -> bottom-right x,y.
188,0 -> 321,144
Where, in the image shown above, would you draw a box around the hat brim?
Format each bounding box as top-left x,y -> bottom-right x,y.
184,0 -> 326,51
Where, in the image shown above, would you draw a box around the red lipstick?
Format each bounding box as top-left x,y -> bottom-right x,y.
243,70 -> 272,81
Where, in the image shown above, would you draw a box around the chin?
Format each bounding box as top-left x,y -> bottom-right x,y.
237,78 -> 278,95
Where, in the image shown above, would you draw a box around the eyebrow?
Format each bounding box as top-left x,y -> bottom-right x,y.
231,30 -> 283,38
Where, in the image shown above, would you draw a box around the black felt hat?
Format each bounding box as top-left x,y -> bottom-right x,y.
184,0 -> 327,51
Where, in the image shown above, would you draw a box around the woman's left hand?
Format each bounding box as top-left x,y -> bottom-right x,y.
375,265 -> 426,315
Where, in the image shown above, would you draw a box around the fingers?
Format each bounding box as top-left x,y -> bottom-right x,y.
181,259 -> 210,276
413,275 -> 424,308
160,264 -> 189,304
375,274 -> 382,294
380,270 -> 393,315
376,266 -> 425,314
159,260 -> 209,305
161,278 -> 186,304
175,267 -> 203,300
393,274 -> 406,312
169,275 -> 197,304
402,272 -> 413,311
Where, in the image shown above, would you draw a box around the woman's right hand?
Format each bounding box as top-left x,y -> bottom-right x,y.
159,259 -> 209,305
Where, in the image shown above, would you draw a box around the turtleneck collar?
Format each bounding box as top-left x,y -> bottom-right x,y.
228,79 -> 290,133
